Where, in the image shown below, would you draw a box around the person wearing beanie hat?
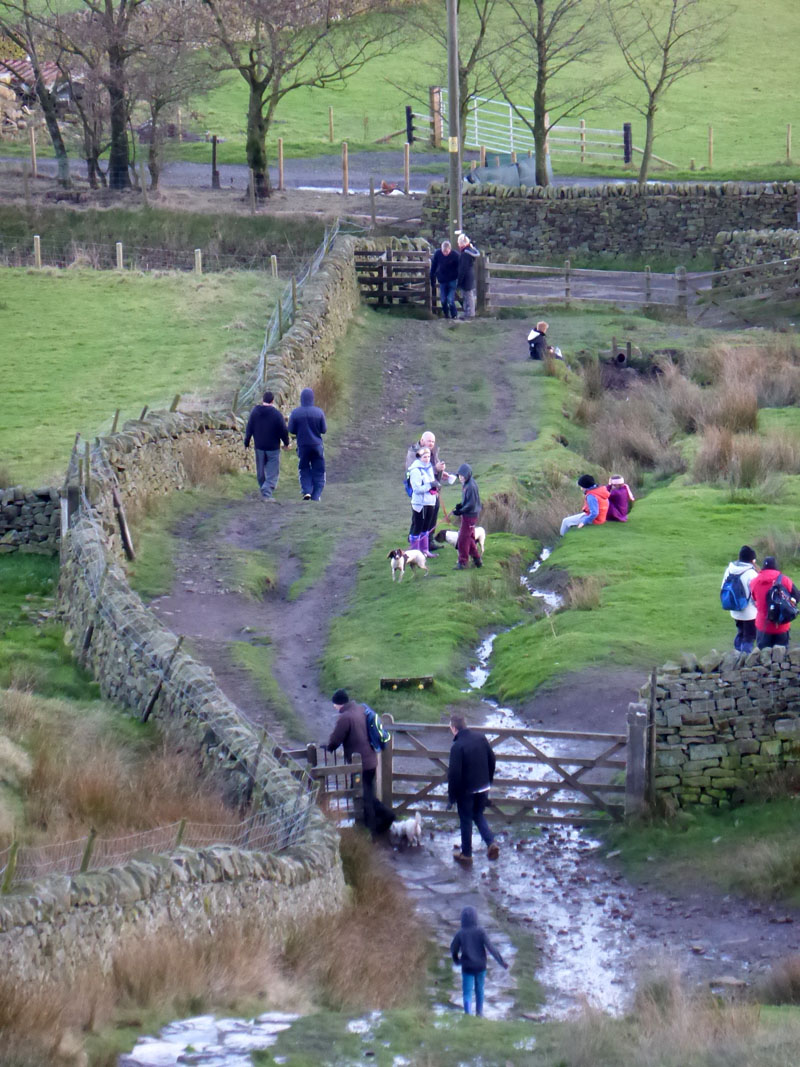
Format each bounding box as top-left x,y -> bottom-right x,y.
327,689 -> 382,833
749,556 -> 800,649
559,474 -> 610,536
451,463 -> 483,570
720,546 -> 759,653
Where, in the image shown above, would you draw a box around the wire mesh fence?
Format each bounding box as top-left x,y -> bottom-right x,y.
0,808 -> 312,888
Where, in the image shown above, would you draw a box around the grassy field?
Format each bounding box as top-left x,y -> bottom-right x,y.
0,268 -> 280,485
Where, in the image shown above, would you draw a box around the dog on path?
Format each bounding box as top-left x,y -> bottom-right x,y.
390,810 -> 423,847
387,548 -> 428,582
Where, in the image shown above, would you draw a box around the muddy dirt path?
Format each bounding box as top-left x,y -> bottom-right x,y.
149,314 -> 520,744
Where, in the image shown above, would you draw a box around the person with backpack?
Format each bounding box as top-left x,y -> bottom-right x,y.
749,556 -> 800,650
326,689 -> 393,834
450,906 -> 509,1016
720,546 -> 759,653
559,474 -> 610,536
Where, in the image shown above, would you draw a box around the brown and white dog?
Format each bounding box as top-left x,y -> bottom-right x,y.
387,548 -> 428,581
433,526 -> 486,555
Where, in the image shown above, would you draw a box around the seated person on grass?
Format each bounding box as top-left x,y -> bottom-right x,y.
559,474 -> 609,537
606,474 -> 635,522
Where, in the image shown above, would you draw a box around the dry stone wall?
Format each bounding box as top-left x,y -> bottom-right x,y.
0,485 -> 60,554
714,228 -> 800,270
650,647 -> 800,809
0,830 -> 345,984
422,182 -> 798,261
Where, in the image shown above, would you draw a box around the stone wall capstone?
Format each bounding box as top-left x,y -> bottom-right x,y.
421,182 -> 798,262
649,646 -> 800,809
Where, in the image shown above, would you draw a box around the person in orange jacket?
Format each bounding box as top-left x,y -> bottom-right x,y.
559,474 -> 609,536
749,556 -> 800,649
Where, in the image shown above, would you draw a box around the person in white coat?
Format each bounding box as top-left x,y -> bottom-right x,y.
721,545 -> 759,653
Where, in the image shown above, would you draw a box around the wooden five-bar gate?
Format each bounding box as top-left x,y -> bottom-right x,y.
278,707 -> 650,827
355,248 -> 433,311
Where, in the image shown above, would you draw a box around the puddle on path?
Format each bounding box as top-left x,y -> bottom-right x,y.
119,1013 -> 300,1066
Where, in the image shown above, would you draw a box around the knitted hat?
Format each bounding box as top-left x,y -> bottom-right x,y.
577,474 -> 596,489
332,689 -> 349,705
738,545 -> 757,563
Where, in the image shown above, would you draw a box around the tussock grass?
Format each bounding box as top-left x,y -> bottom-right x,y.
758,956 -> 800,1005
311,365 -> 343,414
283,829 -> 428,1010
180,438 -> 236,487
0,687 -> 230,846
693,429 -> 800,486
564,575 -> 603,611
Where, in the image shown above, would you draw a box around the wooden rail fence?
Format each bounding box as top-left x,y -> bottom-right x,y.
278,707 -> 650,828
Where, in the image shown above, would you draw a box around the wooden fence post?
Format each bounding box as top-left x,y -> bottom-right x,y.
429,86 -> 442,148
564,258 -> 571,303
1,841 -> 19,893
379,714 -> 394,808
278,298 -> 284,338
645,265 -> 652,303
116,241 -> 123,270
625,703 -> 648,819
476,253 -> 488,315
342,141 -> 349,196
675,264 -> 688,315
249,170 -> 257,214
291,276 -> 297,321
111,408 -> 120,433
480,144 -> 486,167
194,248 -> 202,274
270,254 -> 278,278
328,105 -> 334,144
404,141 -> 410,195
141,634 -> 184,723
351,752 -> 364,824
29,125 -> 37,178
33,234 -> 41,269
580,118 -> 586,163
278,138 -> 284,191
79,828 -> 97,873
369,176 -> 376,229
83,440 -> 91,503
787,123 -> 793,163
211,134 -> 221,189
511,150 -> 517,163
386,247 -> 393,306
175,818 -> 186,847
169,394 -> 181,412
647,667 -> 657,808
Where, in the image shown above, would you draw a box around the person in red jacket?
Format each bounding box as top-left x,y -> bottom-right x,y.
749,556 -> 800,649
559,475 -> 610,536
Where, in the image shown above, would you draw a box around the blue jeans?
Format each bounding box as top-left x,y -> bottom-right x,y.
457,791 -> 494,857
462,969 -> 486,1015
438,279 -> 458,318
298,448 -> 326,500
255,448 -> 280,498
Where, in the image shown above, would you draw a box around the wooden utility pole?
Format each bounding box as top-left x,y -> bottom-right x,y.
446,0 -> 462,240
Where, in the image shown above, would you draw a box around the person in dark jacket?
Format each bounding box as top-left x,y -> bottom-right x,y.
456,234 -> 480,320
448,713 -> 499,863
287,387 -> 327,501
326,689 -> 393,833
243,390 -> 290,501
450,905 -> 508,1015
527,320 -> 553,360
429,239 -> 460,319
749,556 -> 800,649
451,463 -> 482,570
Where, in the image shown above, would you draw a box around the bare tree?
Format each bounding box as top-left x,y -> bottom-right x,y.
604,0 -> 726,186
128,0 -> 216,190
57,31 -> 111,188
0,0 -> 72,185
392,0 -> 519,151
491,0 -> 610,185
201,0 -> 400,197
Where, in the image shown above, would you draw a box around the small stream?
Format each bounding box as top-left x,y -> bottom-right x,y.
458,546 -> 634,1017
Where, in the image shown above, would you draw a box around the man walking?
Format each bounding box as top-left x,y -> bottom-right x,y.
326,689 -> 392,833
429,239 -> 460,319
720,545 -> 759,653
243,390 -> 290,501
448,713 -> 499,865
288,387 -> 326,501
750,556 -> 800,649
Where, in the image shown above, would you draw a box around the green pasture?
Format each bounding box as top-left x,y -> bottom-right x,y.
0,268 -> 280,485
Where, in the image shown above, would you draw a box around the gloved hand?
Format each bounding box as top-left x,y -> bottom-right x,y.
452,504 -> 462,516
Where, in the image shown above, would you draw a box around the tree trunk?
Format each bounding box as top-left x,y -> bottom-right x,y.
33,76 -> 71,187
246,78 -> 270,198
148,107 -> 161,190
637,99 -> 657,188
107,45 -> 130,189
533,0 -> 548,186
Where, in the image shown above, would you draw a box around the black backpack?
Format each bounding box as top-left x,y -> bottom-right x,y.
766,574 -> 799,625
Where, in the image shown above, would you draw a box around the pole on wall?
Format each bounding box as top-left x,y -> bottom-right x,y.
429,86 -> 442,148
446,0 -> 462,241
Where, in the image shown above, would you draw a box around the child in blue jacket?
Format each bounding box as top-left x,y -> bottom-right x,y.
450,906 -> 508,1015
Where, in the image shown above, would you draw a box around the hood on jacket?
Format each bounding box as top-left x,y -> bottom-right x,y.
728,560 -> 758,574
457,463 -> 472,480
300,388 -> 315,406
460,906 -> 478,928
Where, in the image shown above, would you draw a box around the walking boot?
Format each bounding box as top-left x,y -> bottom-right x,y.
420,532 -> 436,559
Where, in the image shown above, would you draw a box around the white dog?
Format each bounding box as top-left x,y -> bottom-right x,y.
390,810 -> 423,848
433,526 -> 486,555
387,548 -> 428,581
